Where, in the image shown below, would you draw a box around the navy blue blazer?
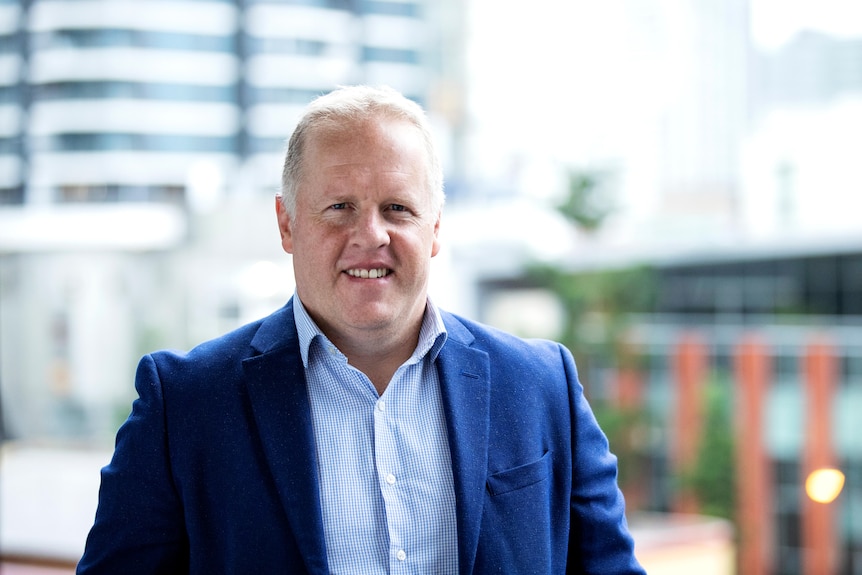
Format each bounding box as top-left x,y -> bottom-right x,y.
79,299 -> 644,574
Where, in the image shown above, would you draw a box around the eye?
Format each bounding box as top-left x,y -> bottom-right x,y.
330,203 -> 348,210
389,204 -> 407,212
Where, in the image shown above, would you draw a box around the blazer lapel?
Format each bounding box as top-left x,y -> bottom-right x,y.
438,313 -> 491,575
242,301 -> 328,574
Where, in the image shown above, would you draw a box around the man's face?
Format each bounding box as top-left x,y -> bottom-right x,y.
277,117 -> 441,346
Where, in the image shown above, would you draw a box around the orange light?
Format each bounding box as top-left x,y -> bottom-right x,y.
805,468 -> 845,504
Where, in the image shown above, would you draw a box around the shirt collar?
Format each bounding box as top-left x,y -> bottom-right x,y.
293,293 -> 448,369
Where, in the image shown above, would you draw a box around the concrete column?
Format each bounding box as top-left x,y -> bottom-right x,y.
734,337 -> 773,575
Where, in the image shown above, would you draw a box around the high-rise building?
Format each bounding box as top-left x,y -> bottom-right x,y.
741,29 -> 862,237
2,0 -> 438,211
0,0 -> 23,203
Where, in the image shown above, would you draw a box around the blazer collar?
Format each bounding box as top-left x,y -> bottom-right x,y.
243,299 -> 329,574
438,312 -> 491,575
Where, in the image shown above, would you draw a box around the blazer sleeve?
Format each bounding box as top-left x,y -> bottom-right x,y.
77,354 -> 189,574
561,343 -> 646,575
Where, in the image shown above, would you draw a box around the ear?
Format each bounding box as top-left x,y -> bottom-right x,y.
430,212 -> 442,258
275,196 -> 294,254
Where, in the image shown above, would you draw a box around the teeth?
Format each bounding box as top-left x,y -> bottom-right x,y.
347,268 -> 389,279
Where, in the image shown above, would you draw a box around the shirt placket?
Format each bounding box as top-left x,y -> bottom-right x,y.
373,369 -> 412,574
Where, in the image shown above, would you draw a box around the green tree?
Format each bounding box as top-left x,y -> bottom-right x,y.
681,380 -> 737,519
556,170 -> 615,233
527,264 -> 655,377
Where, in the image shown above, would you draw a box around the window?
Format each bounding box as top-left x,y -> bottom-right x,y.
358,0 -> 420,17
248,136 -> 287,155
244,36 -> 327,56
245,0 -> 352,8
31,29 -> 236,53
56,184 -> 185,204
32,133 -> 238,153
0,136 -> 19,154
0,33 -> 18,52
0,186 -> 24,205
362,46 -> 420,64
246,86 -> 323,105
32,81 -> 236,103
0,86 -> 19,103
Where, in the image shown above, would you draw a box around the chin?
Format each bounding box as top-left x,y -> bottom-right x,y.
348,309 -> 395,329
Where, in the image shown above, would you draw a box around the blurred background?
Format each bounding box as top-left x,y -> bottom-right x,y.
1,0 -> 861,573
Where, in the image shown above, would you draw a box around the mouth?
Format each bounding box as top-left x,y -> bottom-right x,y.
345,268 -> 391,279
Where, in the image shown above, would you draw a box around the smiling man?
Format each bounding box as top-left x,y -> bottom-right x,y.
78,86 -> 645,575
276,106 -> 442,395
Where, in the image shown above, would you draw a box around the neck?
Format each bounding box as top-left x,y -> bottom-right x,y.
298,297 -> 429,395
340,330 -> 420,395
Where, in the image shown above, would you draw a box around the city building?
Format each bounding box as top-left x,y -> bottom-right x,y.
465,6 -> 862,574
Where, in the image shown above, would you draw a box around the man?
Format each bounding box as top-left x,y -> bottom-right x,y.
78,85 -> 645,574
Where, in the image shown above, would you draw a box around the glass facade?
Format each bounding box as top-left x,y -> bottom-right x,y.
32,81 -> 237,102
32,133 -> 238,153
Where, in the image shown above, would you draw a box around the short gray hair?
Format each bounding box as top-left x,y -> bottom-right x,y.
279,85 -> 444,217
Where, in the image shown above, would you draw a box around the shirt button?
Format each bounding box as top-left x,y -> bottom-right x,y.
385,473 -> 396,485
376,399 -> 386,412
396,550 -> 407,561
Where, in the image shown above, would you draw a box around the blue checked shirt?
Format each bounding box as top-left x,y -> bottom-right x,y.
294,296 -> 459,574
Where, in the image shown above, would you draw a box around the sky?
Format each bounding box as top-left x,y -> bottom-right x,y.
461,0 -> 862,232
750,0 -> 862,49
464,0 -> 862,179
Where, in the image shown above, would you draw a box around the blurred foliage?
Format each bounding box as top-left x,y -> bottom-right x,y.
556,169 -> 615,233
679,379 -> 737,519
527,264 -> 656,373
593,403 -> 653,488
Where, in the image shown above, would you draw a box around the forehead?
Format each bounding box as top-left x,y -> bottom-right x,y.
305,116 -> 425,162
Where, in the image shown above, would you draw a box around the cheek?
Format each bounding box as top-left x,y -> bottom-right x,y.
293,226 -> 343,268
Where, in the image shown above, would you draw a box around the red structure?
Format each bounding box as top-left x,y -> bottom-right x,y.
734,337 -> 774,575
615,367 -> 643,411
801,339 -> 839,575
626,327 -> 846,574
671,334 -> 707,514
611,363 -> 647,509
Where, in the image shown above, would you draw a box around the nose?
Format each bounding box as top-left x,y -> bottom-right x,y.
352,208 -> 390,249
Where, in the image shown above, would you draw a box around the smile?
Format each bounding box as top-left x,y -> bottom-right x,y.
345,268 -> 391,279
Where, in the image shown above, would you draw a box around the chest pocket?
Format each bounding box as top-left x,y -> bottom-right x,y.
486,450 -> 551,496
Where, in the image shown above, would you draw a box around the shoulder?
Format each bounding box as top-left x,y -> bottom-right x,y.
440,310 -> 573,370
147,302 -> 296,379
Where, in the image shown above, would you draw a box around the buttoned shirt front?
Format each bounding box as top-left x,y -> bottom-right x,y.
294,295 -> 459,574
